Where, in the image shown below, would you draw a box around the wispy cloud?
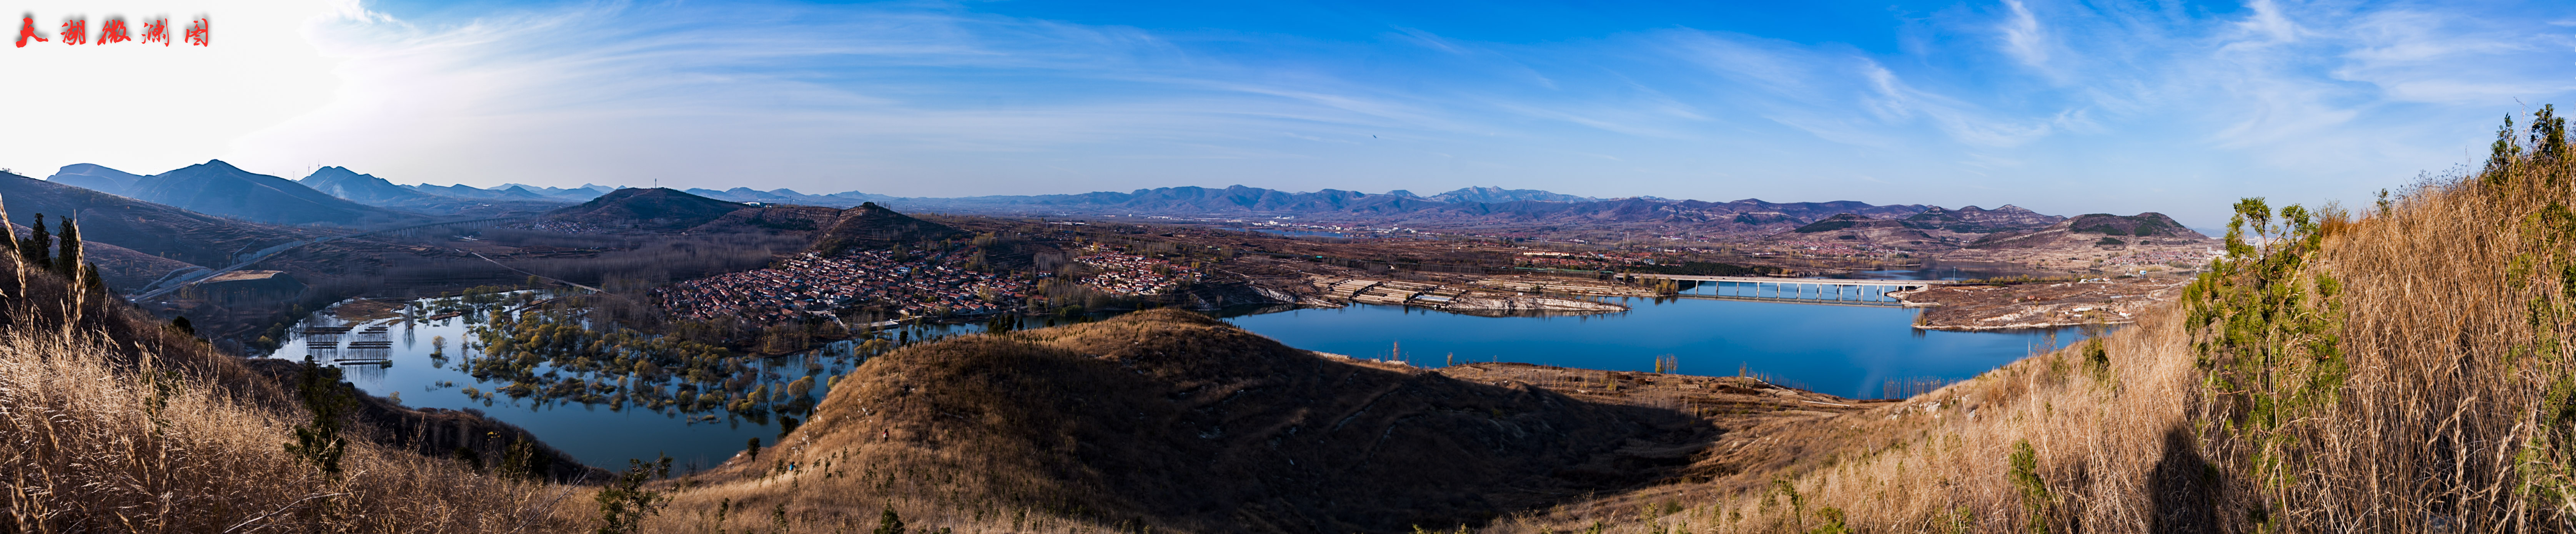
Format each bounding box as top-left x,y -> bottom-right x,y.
15,0 -> 2569,227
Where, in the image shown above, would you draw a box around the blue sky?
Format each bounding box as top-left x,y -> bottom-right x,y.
9,0 -> 2576,226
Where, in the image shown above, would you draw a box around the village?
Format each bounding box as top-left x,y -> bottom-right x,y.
650,249 -> 1026,323
1073,250 -> 1200,295
648,245 -> 1213,325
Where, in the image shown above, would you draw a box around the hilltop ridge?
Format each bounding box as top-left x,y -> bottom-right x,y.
809,202 -> 964,255
0,169 -> 315,269
542,187 -> 750,230
80,160 -> 421,226
664,308 -> 1874,533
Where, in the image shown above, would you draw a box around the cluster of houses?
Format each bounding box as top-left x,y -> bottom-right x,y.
652,249 -> 1024,323
2101,247 -> 2221,268
1074,250 -> 1198,296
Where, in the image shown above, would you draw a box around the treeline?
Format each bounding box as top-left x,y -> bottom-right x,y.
373,229 -> 810,295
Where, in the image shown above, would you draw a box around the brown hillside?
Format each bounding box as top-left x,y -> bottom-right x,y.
0,171 -> 322,267
70,238 -> 199,290
0,243 -> 592,532
125,160 -> 424,227
1766,213 -> 1948,250
1968,212 -> 2208,249
687,204 -> 842,234
545,187 -> 748,230
659,309 -> 1786,533
810,201 -> 964,255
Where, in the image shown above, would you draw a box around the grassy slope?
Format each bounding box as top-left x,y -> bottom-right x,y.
1,255 -> 591,532
1486,125 -> 2576,533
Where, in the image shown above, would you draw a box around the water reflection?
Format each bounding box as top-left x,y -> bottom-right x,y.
273,286 -> 2091,469
271,291 -> 983,470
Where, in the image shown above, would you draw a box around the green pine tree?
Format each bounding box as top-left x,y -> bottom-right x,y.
873,505 -> 906,534
53,217 -> 81,277
285,355 -> 351,479
23,213 -> 47,269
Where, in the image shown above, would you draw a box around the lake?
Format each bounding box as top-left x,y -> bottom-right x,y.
1224,296 -> 2082,398
278,287 -> 2083,471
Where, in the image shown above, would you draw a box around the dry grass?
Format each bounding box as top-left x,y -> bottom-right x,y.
1471,110 -> 2576,533
2,257 -> 590,532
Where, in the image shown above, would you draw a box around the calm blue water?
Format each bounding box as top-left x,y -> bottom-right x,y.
1223,297 -> 2083,399
286,289 -> 2080,471
277,302 -> 983,472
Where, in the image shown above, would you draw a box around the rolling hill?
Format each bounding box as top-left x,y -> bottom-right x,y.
0,170 -> 315,269
434,179 -> 2070,242
1967,212 -> 2207,249
44,163 -> 146,195
1901,204 -> 2065,233
409,182 -> 565,202
542,187 -> 750,230
809,202 -> 964,255
669,309 -> 1742,533
1424,186 -> 1601,204
684,187 -> 877,208
297,166 -> 433,205
299,167 -> 571,216
45,161 -> 424,227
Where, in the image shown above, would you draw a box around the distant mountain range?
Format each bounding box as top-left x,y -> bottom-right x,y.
48,161 -> 416,226
3,157 -> 2192,297
1408,186 -> 1603,204
0,170 -> 329,288
44,161 -> 585,224
31,159 -> 2119,241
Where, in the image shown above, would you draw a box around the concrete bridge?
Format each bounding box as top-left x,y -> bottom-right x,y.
129,216 -> 535,301
1617,274 -> 1954,306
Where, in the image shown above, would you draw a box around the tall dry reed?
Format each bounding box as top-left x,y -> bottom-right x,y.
1483,109 -> 2576,533
0,262 -> 593,533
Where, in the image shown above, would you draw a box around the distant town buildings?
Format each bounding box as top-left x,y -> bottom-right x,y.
1073,249 -> 1198,296
652,249 -> 1021,323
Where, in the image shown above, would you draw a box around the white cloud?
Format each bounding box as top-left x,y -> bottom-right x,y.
5,0 -> 2572,227
1999,0 -> 2050,70
0,0 -> 345,178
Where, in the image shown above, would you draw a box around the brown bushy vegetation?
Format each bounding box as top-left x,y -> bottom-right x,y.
2,215 -> 591,532
1471,106 -> 2576,532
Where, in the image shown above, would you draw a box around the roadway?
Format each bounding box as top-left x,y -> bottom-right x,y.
128,216 -> 533,301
